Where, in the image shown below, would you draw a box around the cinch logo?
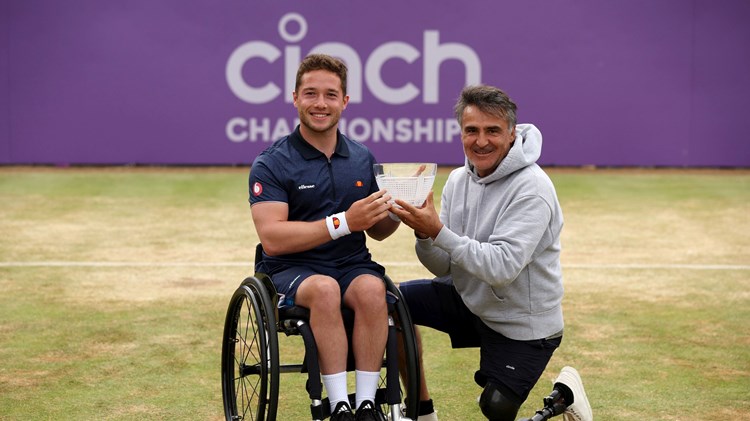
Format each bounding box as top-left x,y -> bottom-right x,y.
226,12 -> 482,105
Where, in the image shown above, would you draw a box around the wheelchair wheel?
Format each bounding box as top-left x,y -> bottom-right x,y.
384,276 -> 421,421
222,276 -> 280,421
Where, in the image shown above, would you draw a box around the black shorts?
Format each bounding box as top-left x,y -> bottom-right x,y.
399,278 -> 562,404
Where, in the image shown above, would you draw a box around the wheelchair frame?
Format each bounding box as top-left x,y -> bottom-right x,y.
221,245 -> 421,421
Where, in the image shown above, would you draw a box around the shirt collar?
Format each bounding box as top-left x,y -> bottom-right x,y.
290,125 -> 350,160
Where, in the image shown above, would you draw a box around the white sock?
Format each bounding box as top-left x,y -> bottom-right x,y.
355,369 -> 381,409
322,372 -> 349,412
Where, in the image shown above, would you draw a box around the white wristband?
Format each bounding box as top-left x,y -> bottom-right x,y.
387,211 -> 401,222
326,211 -> 351,240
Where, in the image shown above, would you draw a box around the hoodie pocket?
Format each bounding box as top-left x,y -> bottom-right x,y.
489,287 -> 506,304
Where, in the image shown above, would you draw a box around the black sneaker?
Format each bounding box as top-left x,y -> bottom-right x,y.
355,400 -> 386,421
331,401 -> 355,421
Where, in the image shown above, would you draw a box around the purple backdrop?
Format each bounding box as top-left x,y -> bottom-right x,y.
1,0 -> 749,167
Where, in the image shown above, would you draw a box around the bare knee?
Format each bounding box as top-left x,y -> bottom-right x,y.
344,275 -> 387,313
296,275 -> 341,311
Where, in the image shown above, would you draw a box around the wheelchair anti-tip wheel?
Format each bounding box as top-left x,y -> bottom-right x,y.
221,276 -> 280,421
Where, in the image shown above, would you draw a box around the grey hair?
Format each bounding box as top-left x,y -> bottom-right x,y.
454,85 -> 517,128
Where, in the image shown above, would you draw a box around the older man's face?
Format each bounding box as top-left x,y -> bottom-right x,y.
461,106 -> 516,177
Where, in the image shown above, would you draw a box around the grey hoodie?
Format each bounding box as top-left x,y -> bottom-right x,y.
415,124 -> 564,341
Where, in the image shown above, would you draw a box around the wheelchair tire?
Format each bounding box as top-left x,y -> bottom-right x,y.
222,276 -> 280,421
385,276 -> 421,421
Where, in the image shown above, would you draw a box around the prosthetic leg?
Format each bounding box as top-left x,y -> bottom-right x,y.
518,366 -> 593,421
516,386 -> 569,421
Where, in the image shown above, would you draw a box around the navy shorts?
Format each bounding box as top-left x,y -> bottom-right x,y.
399,278 -> 562,404
261,260 -> 385,309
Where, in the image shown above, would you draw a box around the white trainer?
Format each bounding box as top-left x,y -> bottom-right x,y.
554,366 -> 593,421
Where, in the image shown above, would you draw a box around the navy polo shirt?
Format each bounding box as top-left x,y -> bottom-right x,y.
249,126 -> 380,269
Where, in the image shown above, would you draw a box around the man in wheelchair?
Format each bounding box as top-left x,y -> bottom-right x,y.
248,54 -> 401,421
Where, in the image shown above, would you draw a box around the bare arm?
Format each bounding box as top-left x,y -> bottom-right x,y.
251,201 -> 330,256
366,212 -> 400,241
252,189 -> 397,256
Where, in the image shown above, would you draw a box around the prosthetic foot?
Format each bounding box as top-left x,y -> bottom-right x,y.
517,366 -> 592,421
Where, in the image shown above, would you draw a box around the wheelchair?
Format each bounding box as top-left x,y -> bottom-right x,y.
221,244 -> 421,421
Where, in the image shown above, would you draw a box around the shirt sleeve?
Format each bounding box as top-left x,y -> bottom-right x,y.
248,157 -> 288,205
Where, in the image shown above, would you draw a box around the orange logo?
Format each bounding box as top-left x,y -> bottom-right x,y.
355,180 -> 363,187
332,217 -> 341,229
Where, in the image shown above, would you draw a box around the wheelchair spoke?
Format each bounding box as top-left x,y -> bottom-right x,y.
240,300 -> 261,362
235,372 -> 262,420
232,298 -> 263,371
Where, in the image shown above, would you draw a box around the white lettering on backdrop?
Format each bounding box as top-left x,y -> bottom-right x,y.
225,12 -> 480,143
226,117 -> 461,144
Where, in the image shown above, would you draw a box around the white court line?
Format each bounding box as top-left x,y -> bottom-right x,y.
562,263 -> 750,270
0,261 -> 252,267
0,261 -> 748,270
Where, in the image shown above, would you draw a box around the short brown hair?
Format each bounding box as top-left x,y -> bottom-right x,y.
295,54 -> 348,95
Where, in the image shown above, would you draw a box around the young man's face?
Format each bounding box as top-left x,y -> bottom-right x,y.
460,105 -> 516,177
293,69 -> 349,136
